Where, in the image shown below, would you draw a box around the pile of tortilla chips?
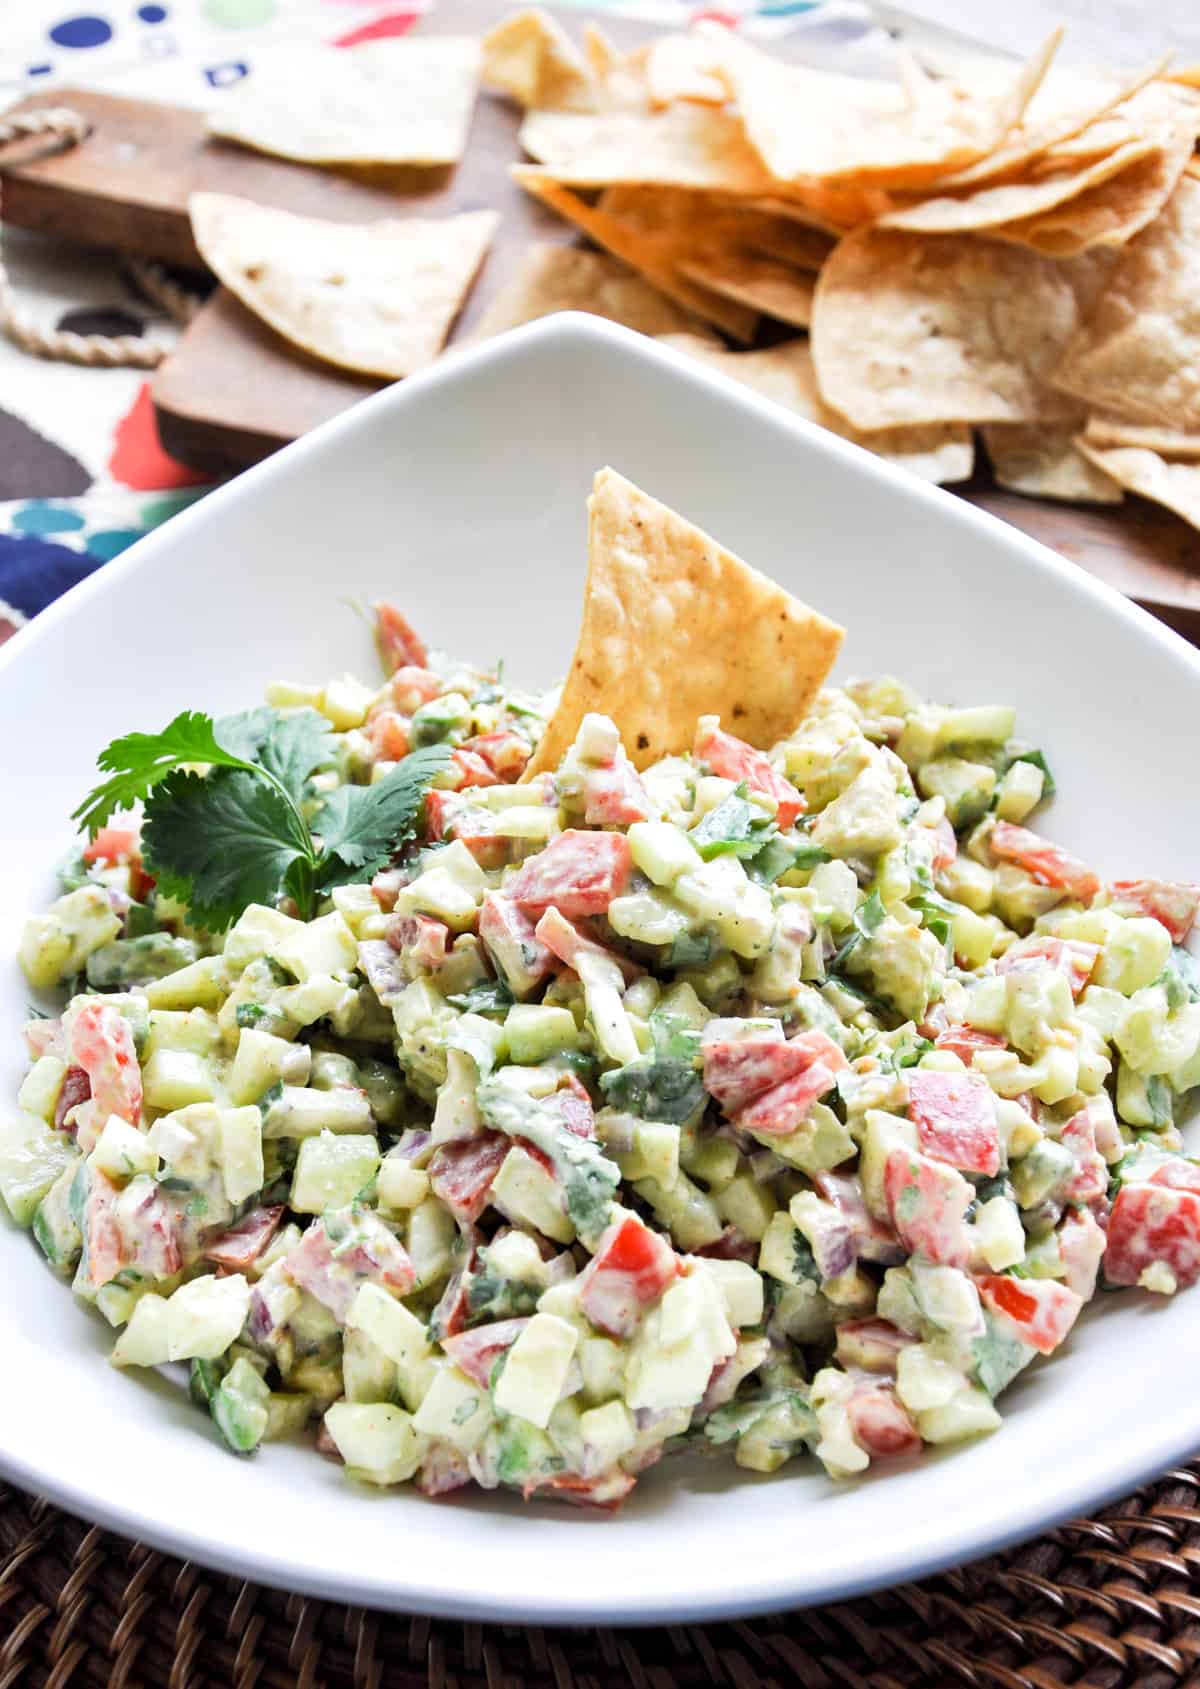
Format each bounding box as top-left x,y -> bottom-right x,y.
479,11 -> 1200,521
195,12 -> 1200,528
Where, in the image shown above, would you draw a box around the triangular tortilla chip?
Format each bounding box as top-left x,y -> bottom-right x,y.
482,9 -> 594,111
207,39 -> 481,166
518,104 -> 777,197
710,26 -> 1061,190
524,469 -> 844,776
878,136 -> 1157,234
980,421 -> 1123,503
1075,441 -> 1200,529
1083,413 -> 1200,457
189,193 -> 497,379
464,244 -> 717,342
811,227 -> 1117,429
1052,175 -> 1200,424
513,169 -> 758,341
656,335 -> 974,484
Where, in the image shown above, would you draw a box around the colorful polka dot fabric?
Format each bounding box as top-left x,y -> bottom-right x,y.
0,0 -> 874,645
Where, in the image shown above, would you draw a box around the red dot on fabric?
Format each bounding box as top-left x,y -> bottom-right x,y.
106,383 -> 208,491
331,11 -> 418,46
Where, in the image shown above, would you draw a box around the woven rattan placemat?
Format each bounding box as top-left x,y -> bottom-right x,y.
3,1459 -> 1200,1689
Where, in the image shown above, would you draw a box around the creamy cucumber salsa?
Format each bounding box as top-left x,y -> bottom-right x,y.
8,605 -> 1200,1506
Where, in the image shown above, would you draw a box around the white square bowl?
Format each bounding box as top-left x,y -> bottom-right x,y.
2,316 -> 1198,1625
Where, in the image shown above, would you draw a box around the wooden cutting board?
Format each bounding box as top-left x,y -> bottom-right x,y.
3,2 -> 1200,636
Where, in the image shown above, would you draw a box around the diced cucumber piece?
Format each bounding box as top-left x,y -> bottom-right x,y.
228,1028 -> 311,1106
165,1274 -> 252,1361
0,1112 -> 77,1226
290,1131 -> 380,1213
492,1313 -> 578,1430
357,1058 -> 408,1128
189,1354 -> 228,1411
265,1392 -> 313,1440
261,1084 -> 373,1139
218,1105 -> 264,1205
18,886 -> 122,990
86,933 -> 198,990
376,1153 -> 430,1214
406,1196 -> 457,1288
212,1356 -> 271,1454
142,955 -> 228,1009
144,1009 -> 221,1060
32,1161 -> 82,1272
16,1056 -> 67,1126
917,757 -> 996,828
343,1325 -> 399,1405
91,1115 -> 159,1183
503,1004 -> 579,1064
142,1048 -> 216,1111
110,1293 -> 171,1367
324,1401 -> 424,1485
274,912 -> 358,983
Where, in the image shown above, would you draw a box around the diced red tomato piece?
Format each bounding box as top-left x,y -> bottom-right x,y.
737,1061 -> 842,1136
846,1385 -> 922,1459
704,1030 -> 846,1119
1058,1108 -> 1108,1206
990,821 -> 1099,904
907,1068 -> 1000,1177
998,935 -> 1100,998
1109,878 -> 1200,944
374,604 -> 428,673
428,1132 -> 509,1226
424,790 -> 507,868
54,1065 -> 91,1133
389,665 -> 442,713
930,816 -> 957,872
416,1446 -> 473,1497
578,1214 -> 679,1337
82,826 -> 137,866
285,1215 -> 415,1319
461,731 -> 530,782
583,757 -> 652,827
386,911 -> 450,971
530,1471 -> 637,1511
203,1205 -> 286,1271
370,867 -> 411,912
366,709 -> 411,763
694,722 -> 804,830
549,1073 -> 595,1140
447,748 -> 502,791
441,1317 -> 530,1388
1059,1209 -> 1106,1300
703,1037 -> 809,1115
1150,1158 -> 1200,1192
84,1170 -> 125,1287
478,892 -> 556,995
883,1148 -> 972,1268
835,1318 -> 917,1374
933,1024 -> 1008,1065
1105,1182 -> 1200,1289
430,1251 -> 476,1341
534,906 -> 641,984
976,1273 -> 1083,1354
507,830 -> 633,918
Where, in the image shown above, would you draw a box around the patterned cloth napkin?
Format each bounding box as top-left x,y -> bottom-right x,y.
0,0 -> 881,643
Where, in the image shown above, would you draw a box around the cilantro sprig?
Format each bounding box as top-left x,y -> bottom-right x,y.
74,708 -> 450,929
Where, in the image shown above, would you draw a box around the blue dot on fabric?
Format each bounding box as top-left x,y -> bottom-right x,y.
204,59 -> 248,87
137,3 -> 167,19
86,528 -> 143,561
11,502 -> 87,537
27,62 -> 54,75
0,533 -> 102,618
49,14 -> 114,48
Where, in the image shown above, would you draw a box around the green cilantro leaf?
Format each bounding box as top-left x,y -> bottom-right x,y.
72,710 -> 262,836
312,744 -> 452,887
216,707 -> 335,805
141,769 -> 313,932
